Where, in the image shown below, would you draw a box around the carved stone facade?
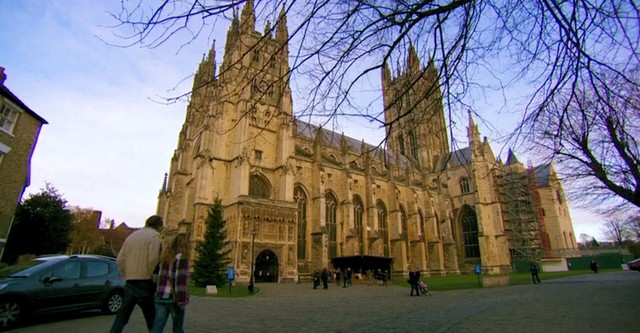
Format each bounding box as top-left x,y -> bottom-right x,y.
157,1 -> 578,282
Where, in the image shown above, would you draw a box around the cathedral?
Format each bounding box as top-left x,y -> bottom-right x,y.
157,1 -> 578,283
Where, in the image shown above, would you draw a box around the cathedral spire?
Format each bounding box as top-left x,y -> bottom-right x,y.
468,110 -> 482,157
382,61 -> 392,87
240,0 -> 256,33
505,148 -> 521,165
194,41 -> 216,89
275,4 -> 289,62
276,4 -> 288,42
407,41 -> 420,73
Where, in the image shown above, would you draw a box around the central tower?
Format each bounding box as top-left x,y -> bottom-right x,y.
381,44 -> 449,172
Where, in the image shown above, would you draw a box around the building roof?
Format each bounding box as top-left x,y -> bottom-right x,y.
293,119 -> 414,168
0,68 -> 48,124
533,163 -> 552,187
435,147 -> 471,171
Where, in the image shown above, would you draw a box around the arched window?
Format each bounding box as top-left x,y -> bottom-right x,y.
249,174 -> 270,199
556,189 -> 564,204
399,134 -> 406,156
354,196 -> 364,255
461,206 -> 480,258
459,177 -> 470,194
295,186 -> 307,260
409,130 -> 418,160
326,192 -> 338,259
377,200 -> 389,257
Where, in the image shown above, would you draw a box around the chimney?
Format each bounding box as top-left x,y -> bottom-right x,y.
0,67 -> 6,85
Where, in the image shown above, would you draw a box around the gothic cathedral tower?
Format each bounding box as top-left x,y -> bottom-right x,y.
158,1 -> 300,282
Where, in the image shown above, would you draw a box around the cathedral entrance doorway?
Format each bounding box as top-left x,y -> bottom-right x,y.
254,249 -> 279,283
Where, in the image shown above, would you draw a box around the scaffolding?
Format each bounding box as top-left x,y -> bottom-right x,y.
496,162 -> 545,264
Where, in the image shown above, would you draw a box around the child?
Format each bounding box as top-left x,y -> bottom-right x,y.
150,233 -> 190,333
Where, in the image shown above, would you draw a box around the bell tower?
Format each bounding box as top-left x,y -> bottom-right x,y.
381,43 -> 449,171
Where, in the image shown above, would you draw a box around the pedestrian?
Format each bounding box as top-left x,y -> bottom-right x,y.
590,260 -> 599,273
366,269 -> 374,286
346,267 -> 353,286
110,215 -> 163,333
409,267 -> 421,296
321,267 -> 329,289
335,269 -> 341,286
529,262 -> 541,284
150,233 -> 190,333
313,271 -> 320,289
382,269 -> 388,287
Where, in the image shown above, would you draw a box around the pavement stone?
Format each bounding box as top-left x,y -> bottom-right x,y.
9,271 -> 640,332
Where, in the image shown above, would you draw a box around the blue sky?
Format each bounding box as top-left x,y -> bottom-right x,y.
0,1 -> 606,240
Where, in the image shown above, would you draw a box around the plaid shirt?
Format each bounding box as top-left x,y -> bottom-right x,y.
155,253 -> 189,305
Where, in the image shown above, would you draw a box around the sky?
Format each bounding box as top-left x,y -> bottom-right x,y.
0,1 -> 608,240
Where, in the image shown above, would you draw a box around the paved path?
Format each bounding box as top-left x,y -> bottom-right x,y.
11,271 -> 640,332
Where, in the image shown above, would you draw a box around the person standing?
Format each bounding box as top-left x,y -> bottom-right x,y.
409,268 -> 421,296
150,233 -> 190,333
321,267 -> 329,289
313,270 -> 320,289
529,262 -> 541,284
590,260 -> 599,273
110,215 -> 163,333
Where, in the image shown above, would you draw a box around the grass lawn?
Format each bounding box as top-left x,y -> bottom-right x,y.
394,268 -> 623,291
187,268 -> 623,296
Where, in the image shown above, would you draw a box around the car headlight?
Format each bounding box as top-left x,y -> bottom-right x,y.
0,283 -> 8,291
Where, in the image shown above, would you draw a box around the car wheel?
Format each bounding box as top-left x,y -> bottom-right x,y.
102,290 -> 124,314
0,300 -> 23,330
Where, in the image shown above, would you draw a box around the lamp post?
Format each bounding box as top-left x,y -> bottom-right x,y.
248,228 -> 257,293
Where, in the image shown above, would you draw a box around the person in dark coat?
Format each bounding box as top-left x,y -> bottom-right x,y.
321,268 -> 329,289
590,260 -> 599,273
409,268 -> 421,296
529,262 -> 541,284
313,271 -> 320,289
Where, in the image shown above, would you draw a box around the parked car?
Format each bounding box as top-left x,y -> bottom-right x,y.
0,254 -> 125,330
627,258 -> 640,272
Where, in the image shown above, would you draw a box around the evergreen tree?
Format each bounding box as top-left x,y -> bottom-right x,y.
192,199 -> 231,287
3,183 -> 74,264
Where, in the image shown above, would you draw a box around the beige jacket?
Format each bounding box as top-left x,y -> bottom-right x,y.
116,227 -> 161,280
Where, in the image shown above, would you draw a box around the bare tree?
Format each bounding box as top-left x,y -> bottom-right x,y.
578,233 -> 592,246
68,207 -> 104,254
624,214 -> 640,241
108,1 -> 640,209
525,74 -> 640,209
601,217 -> 632,246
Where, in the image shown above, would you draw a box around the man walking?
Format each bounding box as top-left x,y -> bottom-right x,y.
110,215 -> 163,333
530,262 -> 541,284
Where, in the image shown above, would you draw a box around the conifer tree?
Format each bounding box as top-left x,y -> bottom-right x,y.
192,199 -> 231,287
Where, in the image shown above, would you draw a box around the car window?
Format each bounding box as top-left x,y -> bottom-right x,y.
0,260 -> 46,278
85,261 -> 109,278
52,261 -> 81,279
